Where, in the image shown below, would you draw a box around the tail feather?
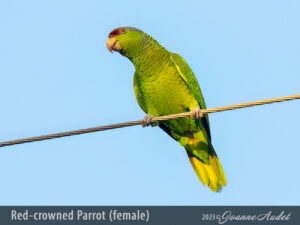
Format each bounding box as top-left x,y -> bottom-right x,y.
188,152 -> 226,192
181,134 -> 226,192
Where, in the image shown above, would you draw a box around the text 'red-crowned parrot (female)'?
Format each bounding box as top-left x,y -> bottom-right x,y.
106,27 -> 226,192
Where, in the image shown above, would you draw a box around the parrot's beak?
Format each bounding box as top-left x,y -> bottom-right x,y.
106,37 -> 122,53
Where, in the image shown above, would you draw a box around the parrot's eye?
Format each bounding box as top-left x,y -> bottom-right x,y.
120,28 -> 127,34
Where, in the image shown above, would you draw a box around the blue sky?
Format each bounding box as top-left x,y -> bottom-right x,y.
0,0 -> 299,205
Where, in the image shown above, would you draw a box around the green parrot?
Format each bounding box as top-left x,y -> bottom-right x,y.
106,27 -> 226,192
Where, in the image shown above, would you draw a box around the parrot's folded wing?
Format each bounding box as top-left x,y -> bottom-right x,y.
170,53 -> 211,140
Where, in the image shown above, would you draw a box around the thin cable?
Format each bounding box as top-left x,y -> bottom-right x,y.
0,93 -> 299,148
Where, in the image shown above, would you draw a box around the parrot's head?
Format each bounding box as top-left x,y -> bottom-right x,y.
106,27 -> 154,59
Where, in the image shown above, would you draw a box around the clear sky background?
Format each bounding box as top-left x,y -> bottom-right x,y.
0,0 -> 299,205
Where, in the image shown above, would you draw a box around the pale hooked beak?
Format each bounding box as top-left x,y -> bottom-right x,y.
106,37 -> 122,53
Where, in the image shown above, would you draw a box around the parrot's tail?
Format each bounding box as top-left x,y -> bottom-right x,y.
181,136 -> 226,192
187,150 -> 226,192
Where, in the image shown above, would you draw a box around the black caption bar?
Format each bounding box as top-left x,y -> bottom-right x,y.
0,206 -> 299,225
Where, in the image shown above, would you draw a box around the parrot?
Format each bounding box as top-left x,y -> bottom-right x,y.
106,26 -> 226,192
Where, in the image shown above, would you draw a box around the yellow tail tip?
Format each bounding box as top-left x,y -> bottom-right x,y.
188,154 -> 226,192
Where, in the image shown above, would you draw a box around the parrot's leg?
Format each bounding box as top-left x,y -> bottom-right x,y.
142,114 -> 158,127
190,107 -> 203,119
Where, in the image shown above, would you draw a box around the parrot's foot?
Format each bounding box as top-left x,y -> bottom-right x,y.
142,114 -> 158,128
190,107 -> 203,119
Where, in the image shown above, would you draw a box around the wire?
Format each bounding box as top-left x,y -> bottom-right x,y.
0,93 -> 299,148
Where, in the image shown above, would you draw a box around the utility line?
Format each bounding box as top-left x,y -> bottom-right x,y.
0,93 -> 299,148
